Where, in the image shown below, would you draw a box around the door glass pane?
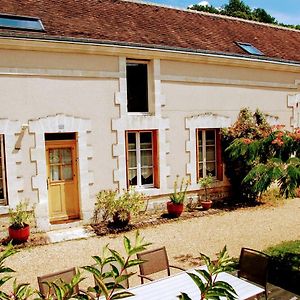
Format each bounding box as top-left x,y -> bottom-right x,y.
50,165 -> 61,181
128,151 -> 137,168
141,150 -> 153,167
49,149 -> 60,163
140,132 -> 152,149
63,165 -> 73,180
62,148 -> 72,164
128,133 -> 136,150
141,167 -> 153,184
129,169 -> 137,186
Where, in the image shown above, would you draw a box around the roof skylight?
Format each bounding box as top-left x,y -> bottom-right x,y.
236,42 -> 264,56
0,14 -> 44,31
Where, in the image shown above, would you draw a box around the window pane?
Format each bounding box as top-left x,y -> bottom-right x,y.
198,130 -> 203,162
128,133 -> 136,150
49,149 -> 60,163
129,169 -> 137,186
206,146 -> 216,161
62,165 -> 73,180
50,165 -> 61,181
0,180 -> 3,199
128,151 -> 137,168
141,167 -> 153,185
206,162 -> 216,177
0,16 -> 44,31
206,130 -> 215,145
198,162 -> 203,178
141,150 -> 153,167
61,148 -> 72,164
140,132 -> 152,149
127,63 -> 148,112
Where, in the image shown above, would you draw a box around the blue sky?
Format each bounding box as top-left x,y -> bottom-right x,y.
143,0 -> 300,25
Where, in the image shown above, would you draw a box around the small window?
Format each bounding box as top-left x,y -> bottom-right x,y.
236,42 -> 264,56
126,62 -> 148,113
0,135 -> 8,205
197,129 -> 223,181
126,130 -> 159,188
0,14 -> 44,31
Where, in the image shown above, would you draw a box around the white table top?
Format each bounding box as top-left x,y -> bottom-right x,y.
125,268 -> 264,300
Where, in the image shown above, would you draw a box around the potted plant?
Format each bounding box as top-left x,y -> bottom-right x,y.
178,246 -> 237,300
8,199 -> 35,243
93,188 -> 145,227
198,175 -> 214,210
167,176 -> 190,217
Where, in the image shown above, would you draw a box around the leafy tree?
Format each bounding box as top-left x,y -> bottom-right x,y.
252,8 -> 276,24
222,0 -> 252,19
188,0 -> 300,28
222,108 -> 300,202
188,3 -> 220,14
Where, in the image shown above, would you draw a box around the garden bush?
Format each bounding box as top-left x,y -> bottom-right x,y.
222,108 -> 300,203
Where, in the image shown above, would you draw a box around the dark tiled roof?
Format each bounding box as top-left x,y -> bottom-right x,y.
1,0 -> 300,63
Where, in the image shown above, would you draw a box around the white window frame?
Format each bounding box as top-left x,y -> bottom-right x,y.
127,131 -> 154,188
0,134 -> 7,205
197,129 -> 217,179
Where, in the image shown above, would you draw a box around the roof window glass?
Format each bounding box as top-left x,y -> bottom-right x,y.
236,42 -> 264,55
0,14 -> 44,31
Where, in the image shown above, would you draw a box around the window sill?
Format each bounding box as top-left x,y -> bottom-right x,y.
0,205 -> 9,215
133,187 -> 161,196
127,112 -> 153,116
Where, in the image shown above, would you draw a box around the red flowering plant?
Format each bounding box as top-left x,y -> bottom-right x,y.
222,108 -> 300,202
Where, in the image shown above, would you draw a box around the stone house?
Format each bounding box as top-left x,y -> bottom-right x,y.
0,0 -> 299,231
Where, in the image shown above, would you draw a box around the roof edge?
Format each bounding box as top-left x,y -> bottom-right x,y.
1,33 -> 300,68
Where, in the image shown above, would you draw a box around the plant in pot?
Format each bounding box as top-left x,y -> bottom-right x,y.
8,199 -> 35,244
167,176 -> 190,218
178,246 -> 237,300
94,188 -> 145,228
198,175 -> 214,210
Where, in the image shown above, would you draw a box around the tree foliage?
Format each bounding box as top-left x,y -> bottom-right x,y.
222,108 -> 300,202
188,0 -> 299,28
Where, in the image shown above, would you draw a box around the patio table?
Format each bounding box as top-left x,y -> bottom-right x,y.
124,267 -> 265,300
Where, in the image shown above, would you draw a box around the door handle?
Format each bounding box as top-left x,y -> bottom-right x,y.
47,178 -> 50,190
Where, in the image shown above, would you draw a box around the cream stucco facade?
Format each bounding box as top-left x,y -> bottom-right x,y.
0,39 -> 299,231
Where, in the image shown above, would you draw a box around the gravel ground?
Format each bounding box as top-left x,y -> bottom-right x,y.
5,198 -> 300,290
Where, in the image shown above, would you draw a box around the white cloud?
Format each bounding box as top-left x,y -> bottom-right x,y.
198,1 -> 209,6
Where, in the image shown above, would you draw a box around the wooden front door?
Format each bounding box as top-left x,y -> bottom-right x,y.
46,140 -> 80,223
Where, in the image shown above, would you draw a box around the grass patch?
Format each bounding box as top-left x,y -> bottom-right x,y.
264,240 -> 300,294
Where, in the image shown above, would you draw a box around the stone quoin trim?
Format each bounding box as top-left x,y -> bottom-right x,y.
0,119 -> 23,213
288,94 -> 300,128
185,113 -> 231,189
112,57 -> 170,195
29,114 -> 93,231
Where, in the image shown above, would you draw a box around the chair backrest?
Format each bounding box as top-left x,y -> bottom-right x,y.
238,247 -> 269,288
93,261 -> 129,289
137,246 -> 170,277
37,267 -> 78,297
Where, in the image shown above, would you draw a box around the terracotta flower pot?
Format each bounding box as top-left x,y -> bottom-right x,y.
201,200 -> 212,210
8,224 -> 30,243
167,201 -> 184,217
